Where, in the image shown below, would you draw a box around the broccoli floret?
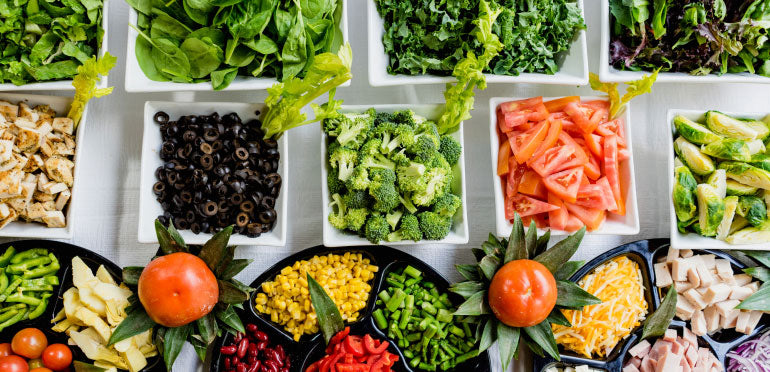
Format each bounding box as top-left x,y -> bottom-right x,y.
399,194 -> 418,214
329,146 -> 358,181
383,124 -> 416,153
365,213 -> 390,243
328,193 -> 348,230
396,161 -> 427,192
387,213 -> 422,242
327,167 -> 345,195
336,113 -> 372,148
438,135 -> 462,166
412,167 -> 452,206
345,208 -> 369,231
370,121 -> 396,152
386,209 -> 403,230
359,138 -> 383,159
344,190 -> 370,209
322,115 -> 347,137
408,135 -> 438,163
390,148 -> 411,167
360,152 -> 396,171
433,194 -> 461,218
392,110 -> 420,127
369,169 -> 399,212
373,110 -> 392,127
418,211 -> 451,240
346,166 -> 370,190
414,121 -> 441,147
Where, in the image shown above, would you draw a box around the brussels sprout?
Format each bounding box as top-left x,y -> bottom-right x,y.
696,184 -> 725,237
726,224 -> 770,244
706,169 -> 727,199
731,215 -> 750,234
673,166 -> 698,222
726,179 -> 758,196
747,139 -> 766,155
701,138 -> 751,161
716,196 -> 739,240
678,218 -> 696,234
706,111 -> 759,140
673,115 -> 722,144
719,161 -> 770,190
675,137 -> 715,176
746,120 -> 770,141
737,196 -> 767,227
674,157 -> 685,168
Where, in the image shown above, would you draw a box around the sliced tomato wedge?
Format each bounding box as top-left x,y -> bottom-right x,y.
580,172 -> 590,187
518,170 -> 547,199
543,167 -> 583,203
548,193 -> 569,231
506,161 -> 527,197
533,213 -> 549,229
531,145 -> 588,177
509,120 -> 549,164
603,135 -> 626,216
497,107 -> 509,134
544,96 -> 580,112
528,118 -> 563,166
565,214 -> 584,232
497,140 -> 511,175
564,102 -> 605,134
565,202 -> 606,231
584,153 -> 601,180
561,119 -> 582,135
582,133 -> 603,158
596,176 -> 618,212
582,99 -> 610,111
498,97 -> 548,131
618,148 -> 630,162
596,118 -> 627,147
505,194 -> 559,219
575,183 -> 613,210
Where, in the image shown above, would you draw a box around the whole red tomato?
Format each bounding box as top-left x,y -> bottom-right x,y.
42,344 -> 72,370
138,252 -> 219,327
0,355 -> 29,372
488,259 -> 557,328
0,343 -> 12,357
12,328 -> 47,359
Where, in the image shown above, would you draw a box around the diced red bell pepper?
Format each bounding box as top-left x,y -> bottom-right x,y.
335,363 -> 369,372
344,335 -> 365,357
363,334 -> 389,355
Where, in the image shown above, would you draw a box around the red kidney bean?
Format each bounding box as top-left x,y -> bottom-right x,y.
275,345 -> 285,360
221,323 -> 286,372
265,349 -> 281,366
246,323 -> 258,333
256,341 -> 267,351
221,346 -> 237,355
232,356 -> 240,365
255,331 -> 268,342
237,362 -> 247,372
237,338 -> 249,358
263,360 -> 279,372
280,368 -> 288,372
247,362 -> 260,372
234,332 -> 243,343
248,343 -> 258,357
225,358 -> 231,369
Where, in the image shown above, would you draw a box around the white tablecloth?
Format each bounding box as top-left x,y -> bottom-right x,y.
6,0 -> 770,371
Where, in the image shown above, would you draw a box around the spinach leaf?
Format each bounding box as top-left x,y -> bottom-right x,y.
281,8 -> 309,79
181,37 -> 223,78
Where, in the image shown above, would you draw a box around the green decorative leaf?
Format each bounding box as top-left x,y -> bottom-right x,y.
189,336 -> 207,362
479,255 -> 501,281
737,283 -> 770,311
553,261 -> 584,281
155,219 -> 186,254
546,308 -> 571,327
163,323 -> 192,371
454,290 -> 490,316
535,229 -> 551,256
478,318 -> 495,354
497,322 -> 520,371
309,273 -> 345,345
455,264 -> 481,281
743,250 -> 770,268
471,248 -> 487,262
218,280 -> 250,304
642,288 -> 677,340
215,304 -> 245,334
199,226 -> 234,275
121,266 -> 144,286
196,312 -> 218,344
522,334 -> 544,357
744,266 -> 770,283
505,214 -> 527,262
107,305 -> 156,346
524,321 -> 559,360
221,259 -> 253,280
73,361 -> 109,372
154,327 -> 166,357
534,227 -> 585,273
525,220 -> 538,256
166,221 -> 187,249
555,280 -> 601,309
449,281 -> 485,299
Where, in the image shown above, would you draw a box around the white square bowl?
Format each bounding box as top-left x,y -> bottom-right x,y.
667,109 -> 770,251
125,1 -> 349,92
0,0 -> 110,91
489,96 -> 640,237
366,0 -> 588,87
321,104 -> 469,247
138,101 -> 287,246
0,93 -> 88,239
599,0 -> 770,84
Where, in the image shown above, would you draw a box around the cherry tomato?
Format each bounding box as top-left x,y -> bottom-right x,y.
12,328 -> 48,359
0,355 -> 29,372
488,259 -> 557,328
0,343 -> 12,357
138,252 -> 219,327
42,344 -> 72,371
28,359 -> 44,368
30,368 -> 53,372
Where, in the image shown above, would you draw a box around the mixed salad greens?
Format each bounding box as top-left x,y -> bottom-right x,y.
0,0 -> 105,85
126,0 -> 344,90
610,0 -> 770,76
374,0 -> 584,77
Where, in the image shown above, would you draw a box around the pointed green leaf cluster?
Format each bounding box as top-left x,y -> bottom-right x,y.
736,251 -> 770,311
641,288 -> 677,340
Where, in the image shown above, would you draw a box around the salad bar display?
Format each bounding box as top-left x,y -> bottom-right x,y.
3,1 -> 770,372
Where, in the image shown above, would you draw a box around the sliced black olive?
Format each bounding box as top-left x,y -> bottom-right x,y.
154,111 -> 170,124
203,201 -> 218,216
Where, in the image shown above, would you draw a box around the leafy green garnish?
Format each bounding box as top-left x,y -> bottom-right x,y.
589,70 -> 658,119
308,273 -> 344,344
641,287 -> 677,340
68,52 -> 117,128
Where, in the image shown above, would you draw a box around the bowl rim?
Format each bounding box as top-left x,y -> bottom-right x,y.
488,95 -> 640,237
365,0 -> 588,87
137,100 -> 288,246
320,103 -> 469,247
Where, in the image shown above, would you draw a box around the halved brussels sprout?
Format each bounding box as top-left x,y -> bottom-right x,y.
675,137 -> 715,176
747,139 -> 767,155
726,179 -> 758,196
737,196 -> 767,227
674,157 -> 685,168
673,115 -> 722,145
678,218 -> 696,234
706,111 -> 759,140
746,120 -> 770,141
717,196 -> 739,240
673,166 -> 698,222
696,183 -> 725,237
719,161 -> 770,190
707,169 -> 727,199
726,223 -> 770,244
730,215 -> 750,234
701,138 -> 751,161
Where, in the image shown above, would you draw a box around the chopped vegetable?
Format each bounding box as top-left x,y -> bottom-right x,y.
68,53 -> 116,127
588,71 -> 657,119
305,328 -> 400,372
0,247 -> 60,332
727,329 -> 770,372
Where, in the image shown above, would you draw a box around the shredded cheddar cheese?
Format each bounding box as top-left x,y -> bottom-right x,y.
552,256 -> 649,358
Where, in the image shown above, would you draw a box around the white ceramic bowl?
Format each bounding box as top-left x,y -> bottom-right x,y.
138,101 -> 287,246
667,109 -> 770,251
0,93 -> 88,239
125,1 -> 350,92
366,0 -> 588,87
320,104 -> 469,247
0,1 -> 110,91
599,0 -> 770,84
489,96 -> 640,237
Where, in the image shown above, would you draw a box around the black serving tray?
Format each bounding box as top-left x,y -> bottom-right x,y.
0,240 -> 163,371
533,239 -> 769,372
212,245 -> 492,372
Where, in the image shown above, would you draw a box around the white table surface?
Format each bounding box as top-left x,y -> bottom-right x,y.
4,0 -> 770,371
